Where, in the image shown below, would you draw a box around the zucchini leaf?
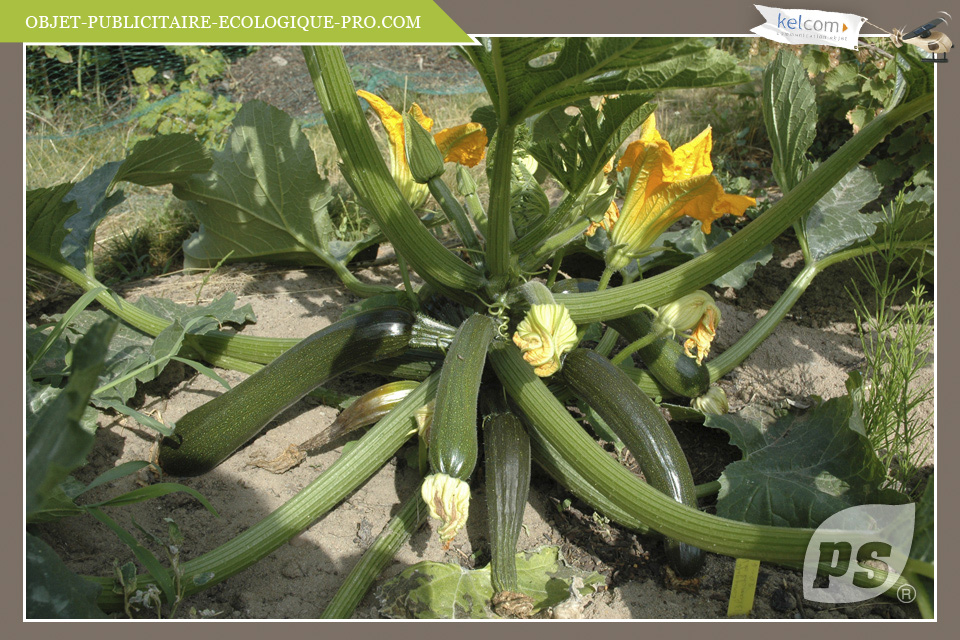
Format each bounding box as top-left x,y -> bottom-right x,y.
530,95 -> 656,194
762,50 -> 817,192
26,533 -> 105,619
175,100 -> 377,270
655,221 -> 773,289
801,166 -> 882,262
26,183 -> 79,272
376,545 -> 603,619
704,391 -> 888,528
463,38 -> 748,125
26,319 -> 114,518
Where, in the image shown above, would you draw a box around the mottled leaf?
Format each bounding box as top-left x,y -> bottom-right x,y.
463,38 -> 748,125
26,534 -> 105,618
705,396 -> 887,528
661,222 -> 773,289
61,162 -> 126,270
803,166 -> 882,262
376,546 -> 604,619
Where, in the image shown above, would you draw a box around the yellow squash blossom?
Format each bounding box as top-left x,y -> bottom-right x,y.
605,113 -> 756,271
357,90 -> 487,209
512,304 -> 579,377
584,155 -> 620,237
421,472 -> 471,546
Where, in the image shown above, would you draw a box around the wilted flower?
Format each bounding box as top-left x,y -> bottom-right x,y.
691,385 -> 729,415
584,155 -> 620,238
604,113 -> 756,271
421,472 -> 471,545
657,290 -> 722,364
512,303 -> 579,377
358,90 -> 487,208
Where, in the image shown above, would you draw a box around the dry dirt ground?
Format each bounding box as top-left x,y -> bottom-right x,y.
30,243 -> 932,619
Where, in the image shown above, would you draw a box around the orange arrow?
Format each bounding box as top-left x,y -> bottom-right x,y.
843,23 -> 848,31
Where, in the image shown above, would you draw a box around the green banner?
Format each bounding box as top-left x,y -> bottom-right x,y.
12,0 -> 473,43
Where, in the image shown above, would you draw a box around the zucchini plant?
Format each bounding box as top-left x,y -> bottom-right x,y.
25,40 -> 935,618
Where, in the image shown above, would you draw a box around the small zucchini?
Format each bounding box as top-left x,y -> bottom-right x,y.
159,307 -> 416,477
561,348 -> 704,576
482,394 -> 531,594
429,314 -> 497,479
552,278 -> 710,398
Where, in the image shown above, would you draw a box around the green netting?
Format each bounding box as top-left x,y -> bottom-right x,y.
26,45 -> 486,142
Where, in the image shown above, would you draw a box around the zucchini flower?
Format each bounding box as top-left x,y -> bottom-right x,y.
358,90 -> 487,209
605,113 -> 756,271
691,385 -> 729,416
421,472 -> 471,546
512,303 -> 579,377
657,290 -> 722,364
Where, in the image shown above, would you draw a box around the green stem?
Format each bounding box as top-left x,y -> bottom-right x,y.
696,480 -> 721,499
557,93 -> 934,323
545,248 -> 566,289
706,240 -> 932,383
594,327 -> 619,358
302,46 -> 483,300
321,485 -> 428,618
520,218 -> 590,271
514,195 -> 577,256
597,268 -> 614,292
88,372 -> 440,611
329,260 -> 396,298
396,253 -> 418,309
609,332 -> 660,367
428,178 -> 484,269
487,123 -> 518,287
489,342 -> 933,585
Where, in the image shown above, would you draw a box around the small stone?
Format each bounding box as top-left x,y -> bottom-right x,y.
281,561 -> 303,579
272,55 -> 289,66
769,587 -> 797,612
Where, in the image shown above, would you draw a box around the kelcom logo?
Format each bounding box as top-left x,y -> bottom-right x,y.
803,504 -> 915,604
777,12 -> 848,33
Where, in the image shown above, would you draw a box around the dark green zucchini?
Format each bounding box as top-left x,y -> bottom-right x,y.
429,314 -> 497,479
561,348 -> 704,576
159,308 -> 416,477
482,394 -> 531,593
552,278 -> 710,398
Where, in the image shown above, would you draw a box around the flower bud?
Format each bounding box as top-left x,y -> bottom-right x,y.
404,112 -> 445,183
657,291 -> 722,364
421,473 -> 471,545
691,385 -> 729,416
512,304 -> 579,377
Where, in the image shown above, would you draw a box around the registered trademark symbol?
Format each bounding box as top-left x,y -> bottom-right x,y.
897,584 -> 917,604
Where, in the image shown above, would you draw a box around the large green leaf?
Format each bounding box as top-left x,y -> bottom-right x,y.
762,50 -> 817,192
26,320 -> 114,518
26,183 -> 78,271
376,546 -> 604,619
114,133 -> 212,187
26,534 -> 105,619
463,38 -> 748,125
175,100 -> 359,270
61,162 -> 126,271
705,395 -> 887,528
802,166 -> 882,262
530,95 -> 656,194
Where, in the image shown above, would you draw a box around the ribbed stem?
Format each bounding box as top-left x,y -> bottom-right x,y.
321,485 -> 428,618
520,218 -> 590,271
557,93 -> 934,323
89,372 -> 440,611
302,46 -> 483,300
428,178 -> 484,269
487,122 -> 518,287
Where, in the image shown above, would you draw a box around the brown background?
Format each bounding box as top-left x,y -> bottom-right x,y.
10,0 -> 953,633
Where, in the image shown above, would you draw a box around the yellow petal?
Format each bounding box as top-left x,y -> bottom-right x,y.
433,123 -> 488,167
585,200 -> 620,237
408,102 -> 434,132
674,176 -> 755,234
639,112 -> 665,145
667,126 -> 713,181
357,89 -> 404,156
